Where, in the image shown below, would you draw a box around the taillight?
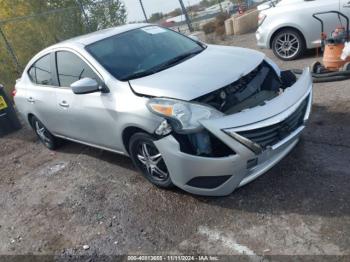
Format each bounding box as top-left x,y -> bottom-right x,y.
12,89 -> 17,97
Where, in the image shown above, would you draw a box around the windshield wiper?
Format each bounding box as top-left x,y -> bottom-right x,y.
122,49 -> 204,81
120,70 -> 155,81
151,49 -> 203,73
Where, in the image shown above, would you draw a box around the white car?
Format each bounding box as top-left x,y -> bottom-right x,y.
256,0 -> 350,60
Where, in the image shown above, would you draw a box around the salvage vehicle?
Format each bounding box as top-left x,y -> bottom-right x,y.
256,0 -> 350,60
14,24 -> 312,196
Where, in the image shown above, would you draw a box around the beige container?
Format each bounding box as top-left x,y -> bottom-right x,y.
233,9 -> 259,35
224,18 -> 234,36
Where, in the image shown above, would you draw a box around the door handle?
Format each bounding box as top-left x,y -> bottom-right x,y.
27,97 -> 35,103
59,101 -> 69,108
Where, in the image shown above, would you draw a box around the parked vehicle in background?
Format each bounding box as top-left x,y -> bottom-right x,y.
256,0 -> 280,11
14,24 -> 312,196
256,0 -> 350,60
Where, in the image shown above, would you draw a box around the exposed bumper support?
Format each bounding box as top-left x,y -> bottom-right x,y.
154,128 -> 302,196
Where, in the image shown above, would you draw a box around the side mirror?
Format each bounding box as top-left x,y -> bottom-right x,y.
71,78 -> 108,95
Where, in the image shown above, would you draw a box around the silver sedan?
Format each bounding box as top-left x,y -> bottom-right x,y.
14,24 -> 312,196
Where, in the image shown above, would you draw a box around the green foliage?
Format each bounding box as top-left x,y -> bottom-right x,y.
0,0 -> 126,94
148,12 -> 164,23
199,0 -> 220,8
82,0 -> 127,30
202,13 -> 230,35
168,8 -> 182,18
202,20 -> 216,34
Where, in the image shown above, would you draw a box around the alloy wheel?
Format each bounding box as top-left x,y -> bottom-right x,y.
136,142 -> 169,182
274,32 -> 300,59
35,121 -> 51,147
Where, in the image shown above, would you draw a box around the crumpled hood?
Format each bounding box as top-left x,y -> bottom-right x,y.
129,45 -> 265,101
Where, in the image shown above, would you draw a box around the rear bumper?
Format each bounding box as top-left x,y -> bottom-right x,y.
154,69 -> 313,196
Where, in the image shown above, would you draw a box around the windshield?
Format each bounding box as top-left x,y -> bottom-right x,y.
86,26 -> 204,81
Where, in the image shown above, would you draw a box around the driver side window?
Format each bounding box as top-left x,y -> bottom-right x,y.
56,51 -> 99,87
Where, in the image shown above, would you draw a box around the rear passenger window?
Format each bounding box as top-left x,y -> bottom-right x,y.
28,54 -> 53,85
56,51 -> 99,87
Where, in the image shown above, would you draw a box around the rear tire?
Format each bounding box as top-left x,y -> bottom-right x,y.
129,132 -> 173,188
272,29 -> 306,61
31,116 -> 60,150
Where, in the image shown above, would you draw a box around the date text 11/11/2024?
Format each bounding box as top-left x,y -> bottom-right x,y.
127,255 -> 220,261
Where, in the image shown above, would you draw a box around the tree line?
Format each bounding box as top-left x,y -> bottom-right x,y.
0,0 -> 126,94
147,0 -> 245,23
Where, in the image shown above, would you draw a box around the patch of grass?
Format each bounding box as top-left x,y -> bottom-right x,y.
202,20 -> 216,34
202,13 -> 230,36
1,80 -> 15,97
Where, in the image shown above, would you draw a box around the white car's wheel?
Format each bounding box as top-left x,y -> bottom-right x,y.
272,29 -> 306,61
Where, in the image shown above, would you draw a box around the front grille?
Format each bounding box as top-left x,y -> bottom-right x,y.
237,96 -> 309,149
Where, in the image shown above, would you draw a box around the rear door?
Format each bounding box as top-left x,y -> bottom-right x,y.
26,53 -> 59,132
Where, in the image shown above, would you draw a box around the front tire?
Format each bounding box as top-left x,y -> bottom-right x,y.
272,29 -> 306,61
31,116 -> 59,150
129,132 -> 173,188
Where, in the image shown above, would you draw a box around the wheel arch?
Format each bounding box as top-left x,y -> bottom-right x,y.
269,26 -> 306,49
122,126 -> 153,154
27,113 -> 35,128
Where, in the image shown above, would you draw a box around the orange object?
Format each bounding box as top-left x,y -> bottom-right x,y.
323,43 -> 350,71
150,104 -> 173,116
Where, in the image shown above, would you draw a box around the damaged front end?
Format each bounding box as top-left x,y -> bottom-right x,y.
152,66 -> 312,196
150,59 -> 301,158
194,60 -> 296,114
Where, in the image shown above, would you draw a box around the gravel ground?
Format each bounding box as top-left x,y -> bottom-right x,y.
0,33 -> 349,258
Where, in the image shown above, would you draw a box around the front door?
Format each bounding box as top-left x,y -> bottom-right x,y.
54,50 -> 119,149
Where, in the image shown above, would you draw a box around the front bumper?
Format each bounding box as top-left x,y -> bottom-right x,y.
256,26 -> 270,49
154,69 -> 313,196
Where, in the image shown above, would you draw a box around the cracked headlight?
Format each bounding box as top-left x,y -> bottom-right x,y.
147,98 -> 224,133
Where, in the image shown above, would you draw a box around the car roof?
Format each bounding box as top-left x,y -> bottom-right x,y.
49,23 -> 150,49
